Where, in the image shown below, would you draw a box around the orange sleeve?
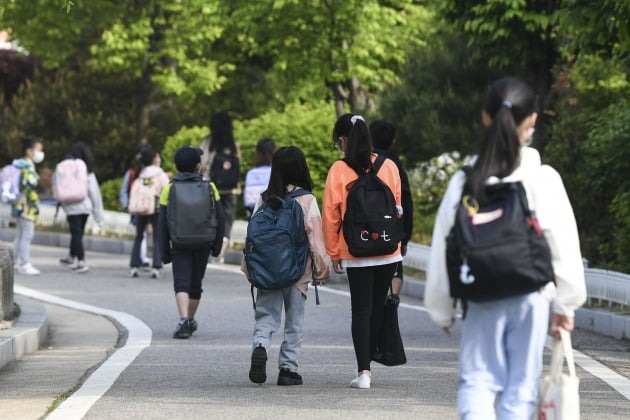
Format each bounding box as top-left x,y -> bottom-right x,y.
323,163 -> 343,260
383,159 -> 402,209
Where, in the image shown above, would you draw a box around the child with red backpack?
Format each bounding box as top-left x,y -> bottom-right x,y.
55,142 -> 104,273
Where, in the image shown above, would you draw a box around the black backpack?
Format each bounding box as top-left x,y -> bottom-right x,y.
342,155 -> 403,257
446,171 -> 554,302
210,152 -> 240,190
167,179 -> 218,248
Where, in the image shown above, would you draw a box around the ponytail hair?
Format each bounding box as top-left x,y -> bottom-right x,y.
332,113 -> 373,173
467,77 -> 537,203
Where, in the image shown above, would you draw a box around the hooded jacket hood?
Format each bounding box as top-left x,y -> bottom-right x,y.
139,165 -> 166,179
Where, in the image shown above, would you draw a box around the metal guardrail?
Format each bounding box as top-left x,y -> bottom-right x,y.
2,204 -> 629,308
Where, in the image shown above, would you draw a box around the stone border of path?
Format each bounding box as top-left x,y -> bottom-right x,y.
0,295 -> 48,371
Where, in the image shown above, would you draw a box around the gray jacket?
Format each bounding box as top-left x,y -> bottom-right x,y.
61,172 -> 105,223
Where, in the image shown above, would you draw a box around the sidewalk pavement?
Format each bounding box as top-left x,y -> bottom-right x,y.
0,296 -> 48,371
0,299 -> 118,420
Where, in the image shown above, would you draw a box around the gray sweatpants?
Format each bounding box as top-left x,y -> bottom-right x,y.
253,286 -> 306,372
13,218 -> 35,266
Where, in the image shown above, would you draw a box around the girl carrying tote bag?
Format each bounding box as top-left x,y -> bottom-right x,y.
539,328 -> 580,420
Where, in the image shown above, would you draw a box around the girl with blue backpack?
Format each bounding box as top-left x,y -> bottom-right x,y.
242,146 -> 330,386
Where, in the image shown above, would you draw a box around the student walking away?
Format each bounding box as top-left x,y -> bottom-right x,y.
119,148 -> 150,270
370,120 -> 413,296
10,136 -> 45,276
158,146 -> 225,339
243,138 -> 276,219
425,77 -> 587,420
128,146 -> 169,278
323,114 -> 403,389
55,142 -> 104,273
243,146 -> 330,386
200,111 -> 241,256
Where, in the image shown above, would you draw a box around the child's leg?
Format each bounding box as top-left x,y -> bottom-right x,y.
188,245 -> 211,319
253,289 -> 283,351
278,286 -> 307,372
172,247 -> 194,318
12,219 -> 24,265
16,218 -> 35,265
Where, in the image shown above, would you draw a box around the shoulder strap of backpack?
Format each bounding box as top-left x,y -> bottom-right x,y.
371,154 -> 387,175
286,188 -> 312,200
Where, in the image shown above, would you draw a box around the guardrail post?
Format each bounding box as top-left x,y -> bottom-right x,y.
0,241 -> 17,321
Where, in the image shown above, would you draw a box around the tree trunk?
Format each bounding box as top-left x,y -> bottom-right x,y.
134,67 -> 151,146
331,82 -> 348,117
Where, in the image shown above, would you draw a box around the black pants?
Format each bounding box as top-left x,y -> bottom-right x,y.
131,214 -> 161,269
220,193 -> 237,239
67,214 -> 89,261
172,244 -> 211,299
347,263 -> 397,372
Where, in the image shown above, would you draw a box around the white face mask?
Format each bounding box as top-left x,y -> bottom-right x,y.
32,151 -> 45,164
523,128 -> 535,147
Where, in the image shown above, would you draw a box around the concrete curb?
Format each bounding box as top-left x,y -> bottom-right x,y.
0,295 -> 48,371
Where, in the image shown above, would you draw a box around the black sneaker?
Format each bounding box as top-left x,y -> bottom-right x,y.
277,368 -> 303,386
249,345 -> 267,384
173,319 -> 191,339
190,319 -> 198,334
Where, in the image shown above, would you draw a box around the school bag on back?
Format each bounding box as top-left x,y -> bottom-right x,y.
244,189 -> 311,290
167,179 -> 218,248
0,164 -> 21,205
446,170 -> 554,301
343,155 -> 403,257
128,176 -> 160,216
53,158 -> 89,204
210,152 -> 240,190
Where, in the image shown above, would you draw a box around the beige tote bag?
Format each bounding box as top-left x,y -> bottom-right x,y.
539,328 -> 580,420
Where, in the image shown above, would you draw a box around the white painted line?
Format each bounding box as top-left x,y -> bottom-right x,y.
209,263 -> 630,400
15,284 -> 152,420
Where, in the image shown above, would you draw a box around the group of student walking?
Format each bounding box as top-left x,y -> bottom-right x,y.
4,76 -> 587,419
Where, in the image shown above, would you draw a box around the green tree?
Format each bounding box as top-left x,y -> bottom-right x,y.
4,0 -> 231,145
227,0 -> 431,116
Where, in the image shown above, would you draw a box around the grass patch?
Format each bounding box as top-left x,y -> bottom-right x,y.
403,265 -> 426,281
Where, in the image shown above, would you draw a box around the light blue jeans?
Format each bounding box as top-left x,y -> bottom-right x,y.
253,286 -> 306,372
13,218 -> 35,266
458,291 -> 550,420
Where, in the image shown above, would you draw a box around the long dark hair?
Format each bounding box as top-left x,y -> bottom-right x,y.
69,142 -> 95,173
139,145 -> 157,168
266,146 -> 313,199
208,111 -> 237,154
254,137 -> 276,167
467,77 -> 537,202
333,113 -> 373,172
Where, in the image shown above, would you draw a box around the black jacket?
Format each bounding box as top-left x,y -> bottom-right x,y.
158,172 -> 226,263
374,148 -> 414,245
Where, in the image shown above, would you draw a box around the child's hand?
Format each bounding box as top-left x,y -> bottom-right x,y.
332,259 -> 344,274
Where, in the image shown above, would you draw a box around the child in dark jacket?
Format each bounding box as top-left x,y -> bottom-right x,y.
158,146 -> 225,339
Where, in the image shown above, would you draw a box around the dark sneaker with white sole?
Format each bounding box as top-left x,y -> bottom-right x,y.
277,368 -> 303,386
173,319 -> 191,339
249,345 -> 267,384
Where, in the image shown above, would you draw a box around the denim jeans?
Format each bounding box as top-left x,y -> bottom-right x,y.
253,286 -> 307,372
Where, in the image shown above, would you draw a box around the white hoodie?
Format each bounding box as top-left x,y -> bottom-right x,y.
425,147 -> 587,328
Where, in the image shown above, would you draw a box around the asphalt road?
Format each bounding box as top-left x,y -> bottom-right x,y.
5,244 -> 630,419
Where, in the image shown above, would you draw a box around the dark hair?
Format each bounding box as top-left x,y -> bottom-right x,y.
467,77 -> 537,203
254,138 -> 276,167
21,135 -> 40,155
208,111 -> 237,154
369,120 -> 396,150
69,142 -> 95,173
139,145 -> 157,167
266,146 -> 313,201
332,113 -> 373,172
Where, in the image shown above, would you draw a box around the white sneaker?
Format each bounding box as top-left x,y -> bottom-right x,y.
350,373 -> 371,389
151,268 -> 160,279
17,263 -> 41,276
130,267 -> 139,278
72,261 -> 89,274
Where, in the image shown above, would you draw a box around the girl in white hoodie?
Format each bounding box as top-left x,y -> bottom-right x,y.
425,77 -> 586,420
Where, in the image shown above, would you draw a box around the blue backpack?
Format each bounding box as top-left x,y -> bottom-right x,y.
244,189 -> 312,305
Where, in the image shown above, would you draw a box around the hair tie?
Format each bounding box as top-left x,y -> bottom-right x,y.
350,115 -> 365,125
502,100 -> 513,109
